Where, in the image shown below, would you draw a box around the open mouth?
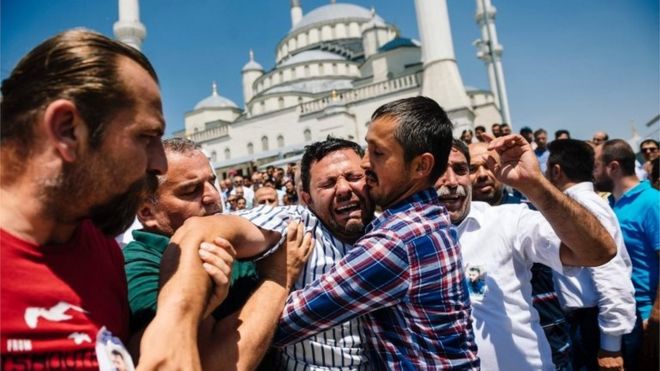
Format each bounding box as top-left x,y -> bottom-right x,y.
335,202 -> 361,215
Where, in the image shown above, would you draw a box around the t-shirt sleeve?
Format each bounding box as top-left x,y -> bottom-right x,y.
122,242 -> 161,332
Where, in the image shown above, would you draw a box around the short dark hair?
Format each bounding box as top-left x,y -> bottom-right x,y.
651,158 -> 659,184
371,96 -> 453,182
452,138 -> 470,164
555,129 -> 571,139
491,123 -> 500,129
520,127 -> 533,136
475,125 -> 486,132
601,139 -> 636,176
300,137 -> 364,193
534,128 -> 547,138
548,139 -> 594,183
1,29 -> 158,160
640,139 -> 659,150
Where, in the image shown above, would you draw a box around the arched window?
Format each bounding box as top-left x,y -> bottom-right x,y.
304,65 -> 310,77
304,128 -> 312,142
247,142 -> 254,155
277,135 -> 285,148
261,136 -> 269,151
278,97 -> 285,109
224,148 -> 231,160
210,151 -> 217,163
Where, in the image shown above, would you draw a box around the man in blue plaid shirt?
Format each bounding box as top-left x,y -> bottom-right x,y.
272,97 -> 479,369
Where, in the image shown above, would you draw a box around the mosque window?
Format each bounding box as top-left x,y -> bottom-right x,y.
298,96 -> 303,105
332,63 -> 338,74
262,136 -> 269,151
278,97 -> 285,109
277,135 -> 285,148
304,65 -> 310,77
304,128 -> 311,142
291,68 -> 297,79
319,63 -> 324,75
210,151 -> 217,163
224,148 -> 231,160
247,142 -> 254,155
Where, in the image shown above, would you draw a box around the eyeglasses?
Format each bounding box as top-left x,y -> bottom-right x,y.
642,147 -> 658,153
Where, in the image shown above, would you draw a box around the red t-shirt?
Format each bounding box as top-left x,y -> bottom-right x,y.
1,220 -> 130,370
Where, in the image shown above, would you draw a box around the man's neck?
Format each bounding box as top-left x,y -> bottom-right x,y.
380,181 -> 430,210
0,184 -> 80,245
612,176 -> 640,200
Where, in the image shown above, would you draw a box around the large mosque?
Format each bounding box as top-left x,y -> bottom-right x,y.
115,0 -> 511,178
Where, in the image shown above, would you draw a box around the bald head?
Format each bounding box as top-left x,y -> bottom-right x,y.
254,186 -> 279,207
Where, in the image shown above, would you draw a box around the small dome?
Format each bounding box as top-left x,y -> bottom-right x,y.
280,50 -> 345,66
194,82 -> 239,110
291,3 -> 385,32
242,49 -> 264,72
378,37 -> 420,52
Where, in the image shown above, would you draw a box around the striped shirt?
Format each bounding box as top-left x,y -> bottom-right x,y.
272,189 -> 480,370
240,205 -> 370,370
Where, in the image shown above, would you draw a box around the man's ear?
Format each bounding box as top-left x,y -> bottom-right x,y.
136,202 -> 159,230
300,191 -> 312,207
606,161 -> 620,177
412,153 -> 435,180
42,99 -> 87,163
551,164 -> 562,181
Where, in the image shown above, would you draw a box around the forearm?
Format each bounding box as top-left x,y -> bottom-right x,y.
199,278 -> 289,371
522,177 -> 616,266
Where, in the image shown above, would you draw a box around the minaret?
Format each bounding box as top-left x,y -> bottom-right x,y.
242,49 -> 264,107
113,0 -> 146,50
290,0 -> 303,28
475,0 -> 511,125
361,8 -> 388,59
414,0 -> 473,129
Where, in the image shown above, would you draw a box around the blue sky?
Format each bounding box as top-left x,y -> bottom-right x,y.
2,0 -> 658,142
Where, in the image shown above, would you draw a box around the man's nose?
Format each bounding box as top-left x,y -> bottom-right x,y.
148,140 -> 167,175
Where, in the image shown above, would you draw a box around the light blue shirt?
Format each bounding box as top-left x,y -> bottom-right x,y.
609,181 -> 660,320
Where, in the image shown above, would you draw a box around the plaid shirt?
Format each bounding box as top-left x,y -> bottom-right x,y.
273,189 -> 479,370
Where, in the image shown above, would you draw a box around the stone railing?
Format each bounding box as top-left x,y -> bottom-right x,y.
300,73 -> 420,114
187,124 -> 229,143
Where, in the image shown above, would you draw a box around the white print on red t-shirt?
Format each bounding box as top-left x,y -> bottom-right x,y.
24,301 -> 87,328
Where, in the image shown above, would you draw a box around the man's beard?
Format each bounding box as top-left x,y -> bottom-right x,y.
89,173 -> 159,236
43,157 -> 159,237
594,177 -> 614,193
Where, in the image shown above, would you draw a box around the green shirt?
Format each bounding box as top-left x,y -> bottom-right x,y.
123,229 -> 259,332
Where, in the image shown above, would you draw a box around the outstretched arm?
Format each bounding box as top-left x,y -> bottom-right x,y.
486,134 -> 616,266
137,214 -> 280,370
197,221 -> 313,371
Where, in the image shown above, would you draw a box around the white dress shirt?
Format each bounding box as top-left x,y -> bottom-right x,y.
553,182 -> 636,351
457,201 -> 563,371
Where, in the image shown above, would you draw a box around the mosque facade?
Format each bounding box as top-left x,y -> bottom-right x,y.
116,0 -> 510,178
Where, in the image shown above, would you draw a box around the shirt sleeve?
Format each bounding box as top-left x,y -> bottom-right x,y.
512,205 -> 564,274
237,205 -> 310,260
272,230 -> 410,347
122,241 -> 160,332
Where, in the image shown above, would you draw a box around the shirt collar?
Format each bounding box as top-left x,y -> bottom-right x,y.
367,188 -> 439,232
610,180 -> 650,206
564,181 -> 594,197
132,229 -> 171,254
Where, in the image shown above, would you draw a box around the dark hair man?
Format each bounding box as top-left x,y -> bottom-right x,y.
534,128 -> 550,173
492,123 -> 502,137
546,139 -> 635,370
593,140 -> 660,370
272,96 -> 478,368
475,125 -> 487,142
0,29 -> 170,369
520,126 -> 534,144
434,136 -> 616,370
500,123 -> 512,136
555,129 -> 571,140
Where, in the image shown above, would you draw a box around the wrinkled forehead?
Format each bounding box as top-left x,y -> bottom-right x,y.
311,149 -> 363,176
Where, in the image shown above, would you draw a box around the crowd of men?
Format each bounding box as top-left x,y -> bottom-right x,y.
1,29 -> 658,371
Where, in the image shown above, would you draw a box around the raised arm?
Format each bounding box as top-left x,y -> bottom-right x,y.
486,134 -> 616,266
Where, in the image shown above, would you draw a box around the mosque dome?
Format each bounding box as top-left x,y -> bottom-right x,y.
280,50 -> 345,66
291,3 -> 385,32
194,82 -> 239,110
242,49 -> 264,72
